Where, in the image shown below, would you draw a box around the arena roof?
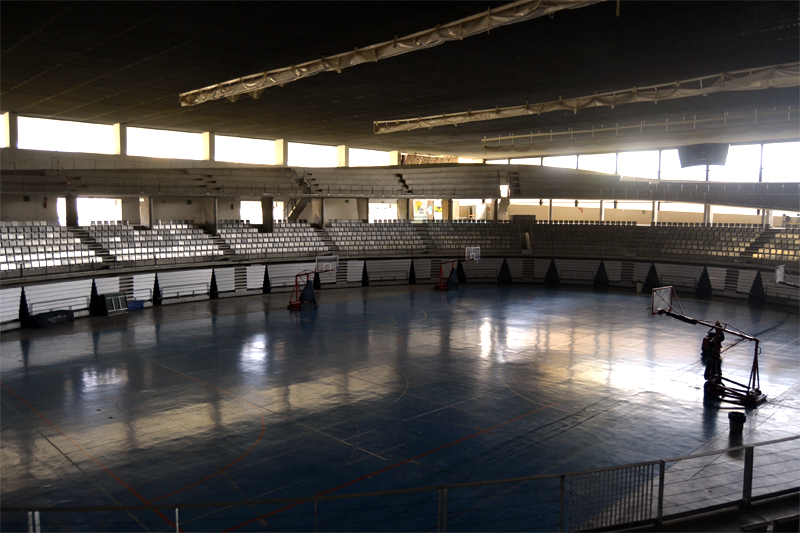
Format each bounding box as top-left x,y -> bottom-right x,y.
1,1 -> 798,158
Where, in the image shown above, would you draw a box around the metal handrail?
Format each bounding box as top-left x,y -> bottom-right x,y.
3,434 -> 796,514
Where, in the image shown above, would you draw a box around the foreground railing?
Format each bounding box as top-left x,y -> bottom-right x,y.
2,435 -> 797,532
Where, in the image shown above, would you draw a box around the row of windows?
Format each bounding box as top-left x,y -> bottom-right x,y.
485,143 -> 799,183
1,117 -> 389,167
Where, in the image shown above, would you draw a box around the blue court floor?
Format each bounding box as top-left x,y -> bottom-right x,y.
1,285 -> 798,531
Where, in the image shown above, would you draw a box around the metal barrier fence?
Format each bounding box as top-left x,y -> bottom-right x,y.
1,436 -> 797,532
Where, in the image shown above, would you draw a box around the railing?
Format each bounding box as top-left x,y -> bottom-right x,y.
27,296 -> 90,316
659,275 -> 699,289
159,282 -> 210,299
0,260 -> 108,280
0,179 -> 305,197
317,184 -> 409,196
2,435 -> 795,532
108,254 -> 226,269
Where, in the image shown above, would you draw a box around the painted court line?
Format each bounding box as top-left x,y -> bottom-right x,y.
223,395 -> 575,531
0,380 -> 179,531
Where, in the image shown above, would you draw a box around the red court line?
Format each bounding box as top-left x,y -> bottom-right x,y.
0,380 -> 180,531
223,395 -> 575,531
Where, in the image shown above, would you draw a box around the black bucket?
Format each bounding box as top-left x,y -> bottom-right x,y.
728,411 -> 746,433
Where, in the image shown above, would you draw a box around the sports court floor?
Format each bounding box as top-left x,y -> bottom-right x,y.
1,284 -> 798,531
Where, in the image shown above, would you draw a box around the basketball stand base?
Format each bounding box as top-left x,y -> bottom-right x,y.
704,380 -> 767,407
288,301 -> 318,311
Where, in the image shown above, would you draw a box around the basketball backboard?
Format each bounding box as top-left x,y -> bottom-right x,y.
651,286 -> 683,316
316,255 -> 339,273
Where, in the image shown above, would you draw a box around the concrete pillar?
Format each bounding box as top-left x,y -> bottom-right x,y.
204,197 -> 218,232
65,195 -> 78,227
356,198 -> 368,222
121,197 -> 140,224
113,123 -> 127,156
492,199 -> 499,221
337,145 -> 349,167
651,201 -> 660,225
148,197 -> 156,227
389,150 -> 402,166
443,199 -> 453,221
202,132 -> 215,161
3,112 -> 18,149
408,199 -> 415,220
548,199 -> 553,222
311,198 -> 323,226
498,198 -> 510,221
275,139 -> 289,166
397,198 -> 409,219
140,197 -> 151,227
762,208 -> 772,228
599,200 -> 605,222
261,197 -> 274,232
703,204 -> 714,226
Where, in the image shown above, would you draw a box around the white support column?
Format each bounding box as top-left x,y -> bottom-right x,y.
651,201 -> 660,225
762,208 -> 772,228
337,145 -> 349,167
599,200 -> 605,222
275,139 -> 289,166
703,204 -> 714,226
548,199 -> 553,222
113,123 -> 127,156
202,131 -> 215,161
3,112 -> 18,149
140,196 -> 151,227
389,150 -> 402,166
356,198 -> 368,222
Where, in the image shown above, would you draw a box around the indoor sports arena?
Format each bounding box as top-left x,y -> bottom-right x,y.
1,2 -> 798,531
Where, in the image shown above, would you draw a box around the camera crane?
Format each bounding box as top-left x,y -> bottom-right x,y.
650,287 -> 766,406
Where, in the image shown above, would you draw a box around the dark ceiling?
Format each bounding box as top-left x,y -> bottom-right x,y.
2,1 -> 798,157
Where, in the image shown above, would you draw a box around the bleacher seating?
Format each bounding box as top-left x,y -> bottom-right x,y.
528,221 -> 637,256
522,221 -> 784,264
402,173 -> 501,198
426,220 -> 520,252
309,171 -> 407,196
86,220 -> 223,262
642,225 -> 762,260
0,221 -> 101,271
216,220 -> 328,256
753,230 -> 800,263
327,219 -> 425,253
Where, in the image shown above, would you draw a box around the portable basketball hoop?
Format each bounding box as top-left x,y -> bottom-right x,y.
650,286 -> 766,406
434,248 -> 480,291
434,259 -> 460,291
775,265 -> 799,289
287,270 -> 318,311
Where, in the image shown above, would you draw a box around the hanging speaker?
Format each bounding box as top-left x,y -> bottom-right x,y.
677,144 -> 729,168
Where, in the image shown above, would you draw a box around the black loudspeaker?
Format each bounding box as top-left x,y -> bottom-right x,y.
677,144 -> 729,168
